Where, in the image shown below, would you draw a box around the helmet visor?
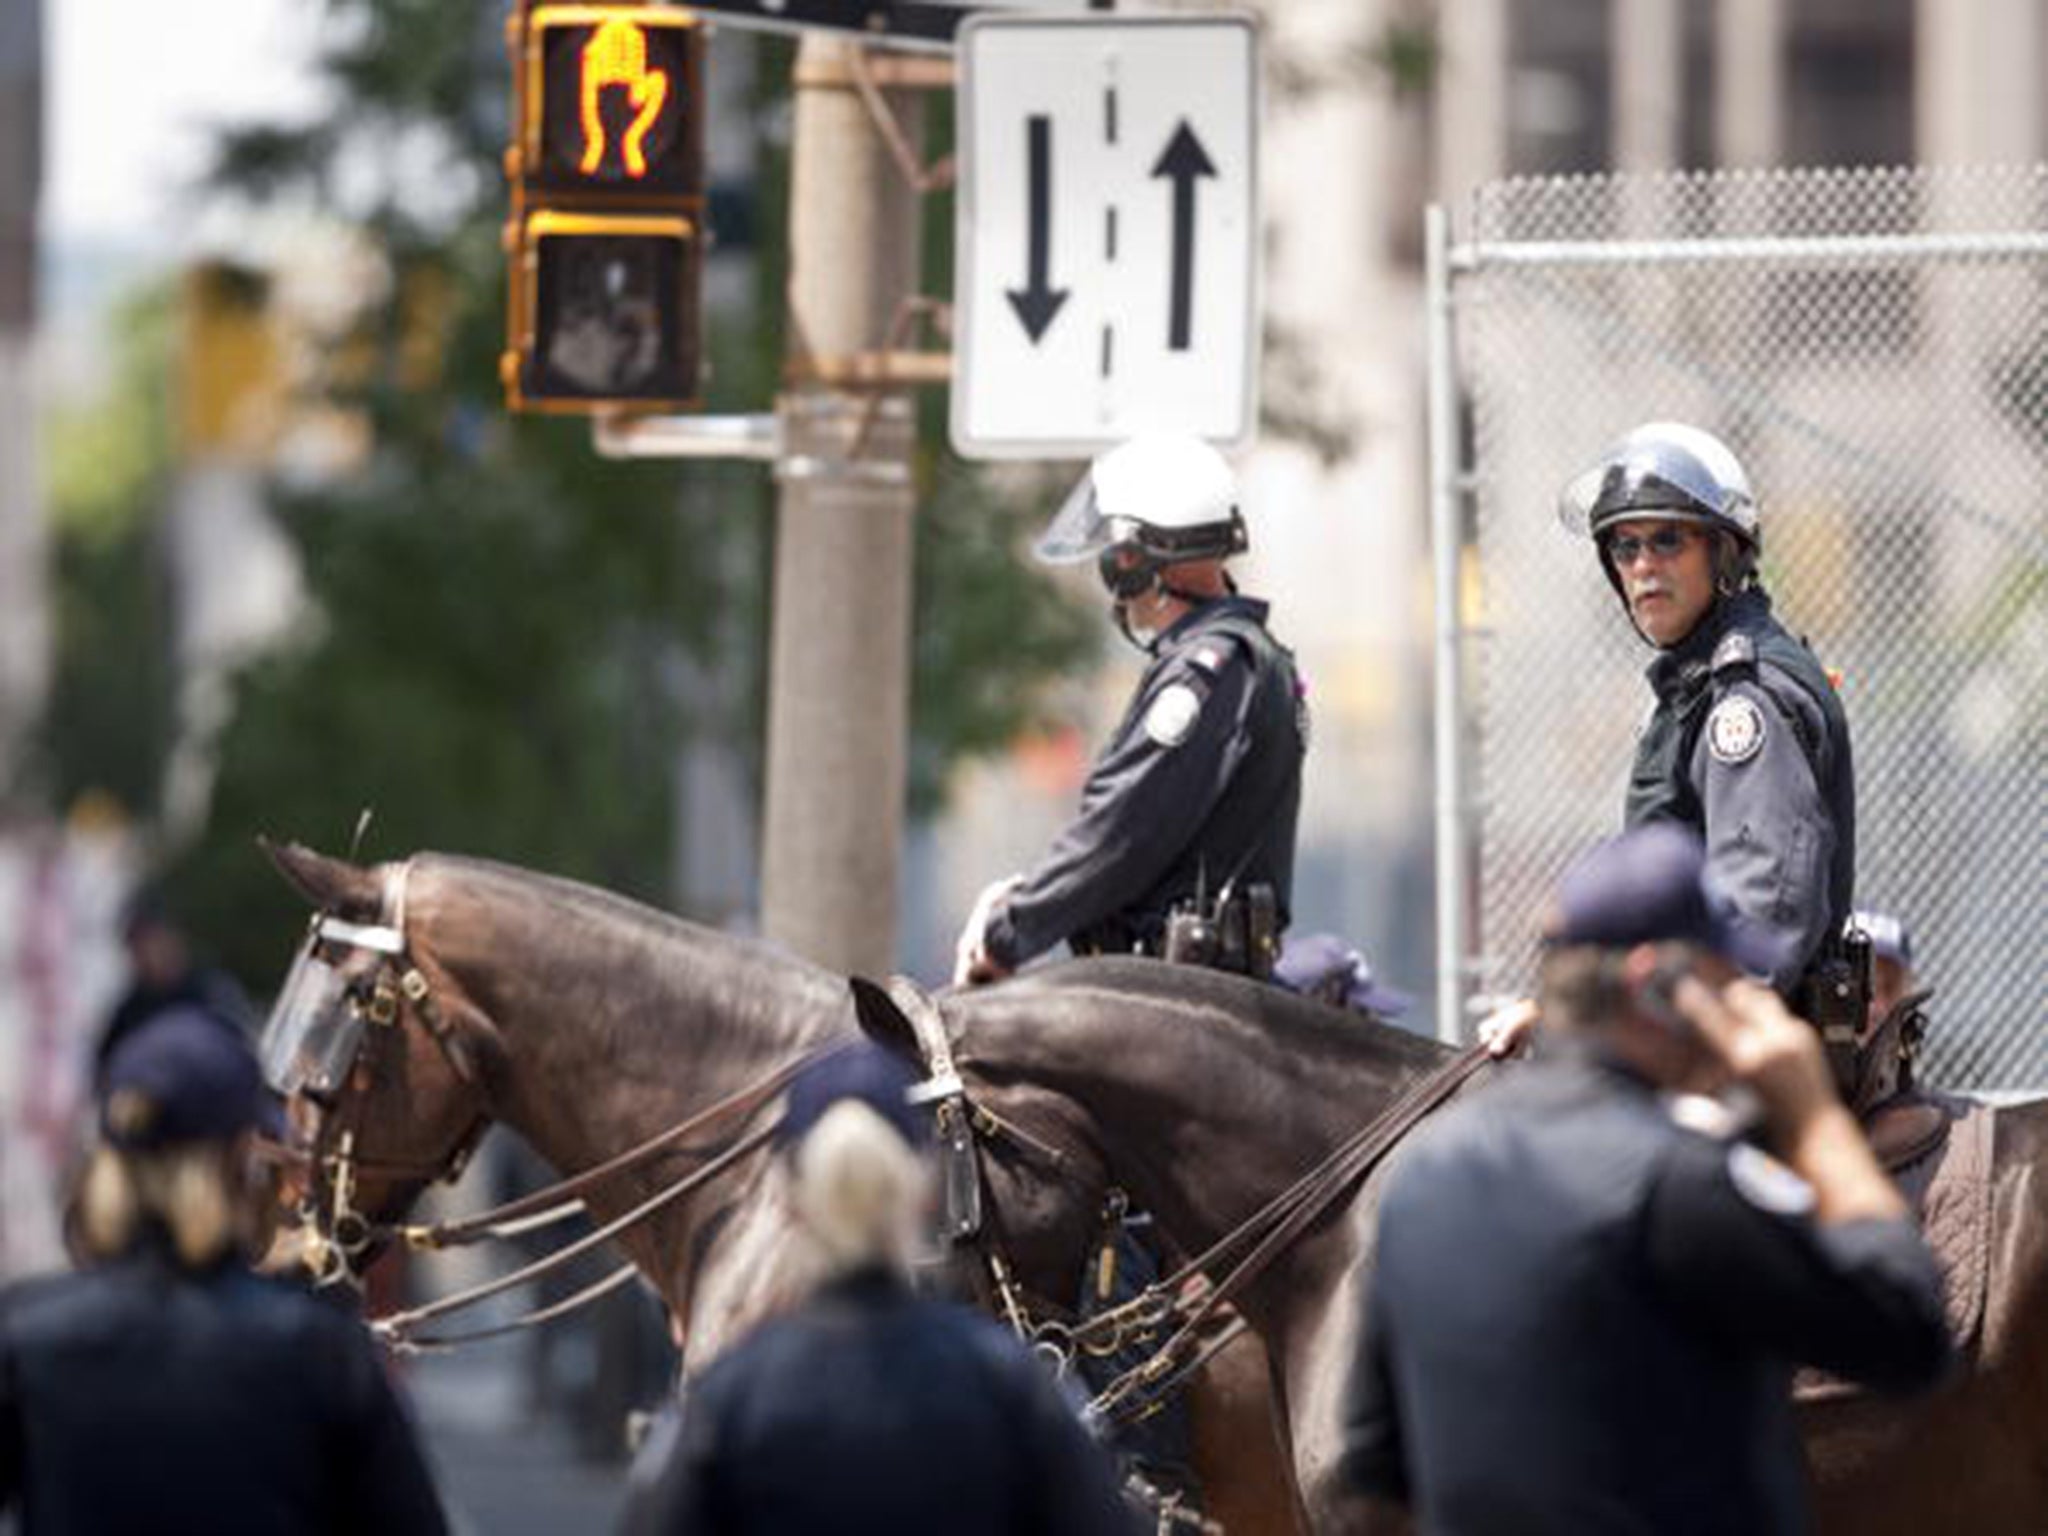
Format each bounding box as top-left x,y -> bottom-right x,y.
1559,441 -> 1749,537
1034,474 -> 1112,564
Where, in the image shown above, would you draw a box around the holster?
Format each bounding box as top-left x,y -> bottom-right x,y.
1799,928 -> 1872,1099
1163,884 -> 1279,981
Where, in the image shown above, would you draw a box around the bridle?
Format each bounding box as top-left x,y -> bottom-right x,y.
262,872 -> 497,1289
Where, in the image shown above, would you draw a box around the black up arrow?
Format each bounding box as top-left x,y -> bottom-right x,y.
1006,116 -> 1069,345
1151,120 -> 1217,351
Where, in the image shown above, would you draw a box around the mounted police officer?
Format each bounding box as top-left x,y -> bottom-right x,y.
1342,825 -> 1950,1536
1,1010 -> 448,1535
1558,422 -> 1861,1054
951,432 -> 1302,1527
954,431 -> 1307,987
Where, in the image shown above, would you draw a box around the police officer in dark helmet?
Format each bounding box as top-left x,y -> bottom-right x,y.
620,1044 -> 1139,1536
1341,825 -> 1950,1536
954,430 -> 1307,986
1561,422 -> 1854,1001
0,1010 -> 448,1535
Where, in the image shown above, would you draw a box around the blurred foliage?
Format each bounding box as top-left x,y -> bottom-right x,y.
43,0 -> 1093,986
41,288 -> 182,820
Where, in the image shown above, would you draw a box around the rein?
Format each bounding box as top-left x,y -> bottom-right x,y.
383,1047 -> 833,1253
1083,1042 -> 1491,1426
371,1120 -> 781,1352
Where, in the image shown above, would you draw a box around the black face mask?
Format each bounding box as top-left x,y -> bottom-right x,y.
1097,542 -> 1160,601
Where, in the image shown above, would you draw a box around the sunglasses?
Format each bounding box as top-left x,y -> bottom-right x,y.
1603,526 -> 1700,567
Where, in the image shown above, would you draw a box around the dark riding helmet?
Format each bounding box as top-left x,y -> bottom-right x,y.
1035,432 -> 1249,600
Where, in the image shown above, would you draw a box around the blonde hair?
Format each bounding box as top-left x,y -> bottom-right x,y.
74,1141 -> 248,1269
788,1100 -> 928,1277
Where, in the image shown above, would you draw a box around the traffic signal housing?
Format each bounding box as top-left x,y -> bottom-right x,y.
505,5 -> 707,414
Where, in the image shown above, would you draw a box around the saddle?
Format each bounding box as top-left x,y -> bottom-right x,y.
1794,1090 -> 1995,1404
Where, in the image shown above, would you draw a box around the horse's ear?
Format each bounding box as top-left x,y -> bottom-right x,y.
848,976 -> 921,1063
261,838 -> 383,921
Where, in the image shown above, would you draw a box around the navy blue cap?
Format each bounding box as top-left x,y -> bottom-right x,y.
100,1009 -> 281,1150
776,1043 -> 928,1152
1545,823 -> 1792,978
1849,909 -> 1913,969
1274,933 -> 1415,1019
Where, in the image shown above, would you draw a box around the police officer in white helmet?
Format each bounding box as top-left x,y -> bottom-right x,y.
953,430 -> 1308,987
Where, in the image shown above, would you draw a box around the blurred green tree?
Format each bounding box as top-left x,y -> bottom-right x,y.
46,0 -> 1092,986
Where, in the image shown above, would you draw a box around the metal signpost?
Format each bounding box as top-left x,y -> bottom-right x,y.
951,12 -> 1259,457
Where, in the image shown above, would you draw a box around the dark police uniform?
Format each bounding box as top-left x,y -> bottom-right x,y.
1625,588 -> 1853,992
1341,1047 -> 1950,1536
622,1268 -> 1139,1536
0,1238 -> 447,1536
983,594 -> 1305,969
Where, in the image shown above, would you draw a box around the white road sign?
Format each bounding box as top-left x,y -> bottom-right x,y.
951,13 -> 1261,458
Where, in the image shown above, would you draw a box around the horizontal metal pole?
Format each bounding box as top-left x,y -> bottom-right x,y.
592,412 -> 782,461
1453,228 -> 2048,271
793,350 -> 953,388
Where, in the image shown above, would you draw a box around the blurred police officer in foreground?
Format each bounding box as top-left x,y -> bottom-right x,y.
621,1044 -> 1138,1536
0,1010 -> 448,1536
1561,423 -> 1854,1003
1342,824 -> 1949,1536
954,431 -> 1307,986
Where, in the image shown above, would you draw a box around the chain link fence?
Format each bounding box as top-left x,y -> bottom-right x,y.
1441,165 -> 2047,1092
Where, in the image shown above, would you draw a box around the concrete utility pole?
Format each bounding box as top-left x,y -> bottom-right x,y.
757,36 -> 922,975
0,0 -> 47,809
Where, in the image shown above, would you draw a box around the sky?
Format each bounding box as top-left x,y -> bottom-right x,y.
46,0 -> 319,248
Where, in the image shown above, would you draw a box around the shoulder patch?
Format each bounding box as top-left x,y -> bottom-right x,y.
1726,1142 -> 1817,1218
1143,684 -> 1204,747
1709,631 -> 1757,674
1188,643 -> 1231,676
1706,694 -> 1767,765
1663,1091 -> 1740,1140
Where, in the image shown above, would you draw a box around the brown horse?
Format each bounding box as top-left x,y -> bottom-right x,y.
266,847 -> 2048,1534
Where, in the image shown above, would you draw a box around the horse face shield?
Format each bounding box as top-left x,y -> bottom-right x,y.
260,917 -> 405,1098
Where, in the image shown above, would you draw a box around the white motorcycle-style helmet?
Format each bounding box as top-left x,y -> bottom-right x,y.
1036,432 -> 1248,598
1559,421 -> 1761,549
1560,421 -> 1762,605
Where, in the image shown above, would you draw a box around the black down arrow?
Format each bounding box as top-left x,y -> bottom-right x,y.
1006,115 -> 1069,345
1151,120 -> 1217,352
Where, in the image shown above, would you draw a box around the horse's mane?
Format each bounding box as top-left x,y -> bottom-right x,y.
985,955 -> 1451,1078
414,852 -> 828,976
407,852 -> 851,1070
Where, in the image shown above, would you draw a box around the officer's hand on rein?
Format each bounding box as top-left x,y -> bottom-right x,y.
952,874 -> 1023,988
1478,998 -> 1541,1059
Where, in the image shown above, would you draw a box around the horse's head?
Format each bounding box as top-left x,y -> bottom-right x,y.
261,841 -> 502,1286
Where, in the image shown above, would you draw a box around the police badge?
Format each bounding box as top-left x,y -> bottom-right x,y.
1706,695 -> 1766,765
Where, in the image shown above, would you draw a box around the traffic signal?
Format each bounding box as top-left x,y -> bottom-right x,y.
505,5 -> 707,414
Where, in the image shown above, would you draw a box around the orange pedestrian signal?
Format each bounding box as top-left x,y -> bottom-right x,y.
579,19 -> 670,179
525,7 -> 703,196
506,5 -> 707,413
